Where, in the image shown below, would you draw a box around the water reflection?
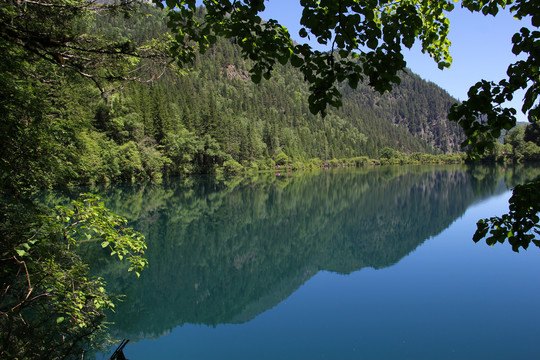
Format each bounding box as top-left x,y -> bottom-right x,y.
69,165 -> 538,343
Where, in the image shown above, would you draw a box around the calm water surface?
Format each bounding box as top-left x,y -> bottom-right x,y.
86,165 -> 540,359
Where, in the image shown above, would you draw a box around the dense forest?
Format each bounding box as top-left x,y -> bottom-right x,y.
85,5 -> 469,181
2,3 -> 472,192
4,3 -> 538,192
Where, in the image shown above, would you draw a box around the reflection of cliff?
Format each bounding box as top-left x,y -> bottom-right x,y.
88,165 -> 539,342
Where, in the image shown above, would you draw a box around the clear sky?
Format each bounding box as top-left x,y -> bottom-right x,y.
260,1 -> 531,123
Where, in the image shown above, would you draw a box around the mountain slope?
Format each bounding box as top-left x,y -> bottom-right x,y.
121,29 -> 465,160
30,4 -> 467,185
111,5 -> 465,160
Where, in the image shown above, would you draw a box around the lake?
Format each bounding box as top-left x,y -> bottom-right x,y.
89,164 -> 540,359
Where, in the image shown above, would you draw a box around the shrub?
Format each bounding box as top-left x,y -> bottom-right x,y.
275,152 -> 289,165
223,159 -> 244,174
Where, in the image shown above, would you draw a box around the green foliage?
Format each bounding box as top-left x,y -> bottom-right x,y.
2,0 -> 467,193
474,180 -> 540,251
223,159 -> 244,174
137,138 -> 170,183
449,1 -> 539,157
265,158 -> 276,169
51,194 -> 148,276
480,124 -> 540,163
0,1 -> 158,357
352,156 -> 370,166
119,141 -> 144,181
522,141 -> 540,161
275,152 -> 290,166
524,122 -> 540,145
162,0 -> 454,115
380,147 -> 401,160
162,128 -> 201,176
0,0 -> 171,193
0,195 -> 147,359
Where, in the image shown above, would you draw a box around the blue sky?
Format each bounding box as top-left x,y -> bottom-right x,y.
260,1 -> 531,122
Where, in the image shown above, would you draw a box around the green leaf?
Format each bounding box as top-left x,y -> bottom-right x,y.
101,241 -> 109,248
278,55 -> 289,65
56,317 -> 65,324
349,73 -> 360,89
367,38 -> 378,50
532,14 -> 540,27
251,73 -> 261,84
290,55 -> 304,67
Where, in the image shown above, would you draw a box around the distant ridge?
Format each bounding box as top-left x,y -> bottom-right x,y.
50,4 -> 469,185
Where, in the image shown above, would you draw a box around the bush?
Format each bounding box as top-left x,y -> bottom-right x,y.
265,158 -> 276,169
522,142 -> 540,161
275,152 -> 289,165
247,161 -> 259,172
351,156 -> 369,166
223,159 -> 244,174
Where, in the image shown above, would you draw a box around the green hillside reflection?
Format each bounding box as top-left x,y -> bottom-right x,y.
81,165 -> 538,341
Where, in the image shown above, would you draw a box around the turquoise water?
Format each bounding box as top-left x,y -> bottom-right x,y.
93,165 -> 540,359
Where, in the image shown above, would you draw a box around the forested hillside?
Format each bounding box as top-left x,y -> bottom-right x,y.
28,4 -> 465,186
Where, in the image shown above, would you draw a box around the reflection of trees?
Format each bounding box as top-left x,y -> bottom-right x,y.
82,165 -> 539,342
